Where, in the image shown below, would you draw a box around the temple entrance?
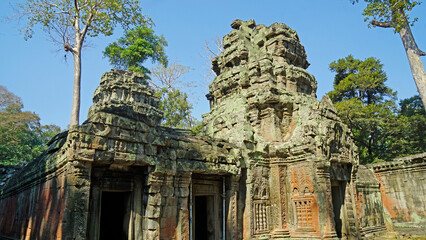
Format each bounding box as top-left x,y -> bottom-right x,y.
191,177 -> 223,240
194,196 -> 215,239
99,191 -> 131,240
331,180 -> 346,238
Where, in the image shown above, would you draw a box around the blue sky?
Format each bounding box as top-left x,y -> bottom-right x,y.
1,0 -> 425,129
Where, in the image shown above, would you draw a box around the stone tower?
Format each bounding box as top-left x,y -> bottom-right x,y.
203,19 -> 360,239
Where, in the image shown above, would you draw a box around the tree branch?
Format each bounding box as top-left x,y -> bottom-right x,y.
63,43 -> 75,53
371,20 -> 392,28
81,13 -> 93,38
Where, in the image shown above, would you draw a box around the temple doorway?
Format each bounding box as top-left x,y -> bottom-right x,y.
331,180 -> 346,238
99,191 -> 131,240
191,177 -> 223,240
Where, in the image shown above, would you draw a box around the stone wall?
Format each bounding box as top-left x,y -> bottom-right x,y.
0,132 -> 72,239
369,153 -> 426,229
354,165 -> 387,238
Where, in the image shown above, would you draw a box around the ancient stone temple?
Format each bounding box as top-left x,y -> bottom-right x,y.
0,19 -> 425,240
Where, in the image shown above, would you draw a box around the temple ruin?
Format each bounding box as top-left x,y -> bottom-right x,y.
0,19 -> 425,240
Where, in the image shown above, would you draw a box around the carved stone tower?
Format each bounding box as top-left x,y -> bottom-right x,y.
203,19 -> 360,239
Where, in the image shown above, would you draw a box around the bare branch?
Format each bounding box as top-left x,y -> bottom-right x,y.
149,62 -> 193,90
200,36 -> 224,83
371,20 -> 392,28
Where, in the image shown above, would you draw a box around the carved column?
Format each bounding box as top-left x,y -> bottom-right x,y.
63,160 -> 92,239
143,172 -> 164,240
317,167 -> 338,239
270,163 -> 290,238
226,175 -> 241,240
175,173 -> 191,240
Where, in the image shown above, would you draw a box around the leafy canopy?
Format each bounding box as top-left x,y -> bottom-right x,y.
380,95 -> 425,160
149,63 -> 197,130
0,86 -> 60,165
103,28 -> 196,130
155,88 -> 193,129
103,26 -> 168,74
18,0 -> 149,42
328,55 -> 396,104
352,0 -> 421,31
329,55 -> 425,164
328,55 -> 397,164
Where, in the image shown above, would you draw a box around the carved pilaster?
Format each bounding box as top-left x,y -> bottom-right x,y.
63,160 -> 92,240
143,173 -> 165,240
269,163 -> 290,238
227,175 -> 241,240
317,167 -> 338,239
174,174 -> 191,240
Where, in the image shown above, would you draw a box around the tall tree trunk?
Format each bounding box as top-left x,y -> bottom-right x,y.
399,24 -> 426,109
70,47 -> 81,127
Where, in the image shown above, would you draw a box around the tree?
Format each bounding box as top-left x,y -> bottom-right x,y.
352,0 -> 426,109
0,86 -> 61,165
154,88 -> 194,129
200,37 -> 224,83
103,27 -> 196,129
15,0 -> 149,127
399,94 -> 425,116
328,55 -> 397,164
379,95 -> 425,160
103,26 -> 168,75
149,63 -> 197,129
150,62 -> 192,89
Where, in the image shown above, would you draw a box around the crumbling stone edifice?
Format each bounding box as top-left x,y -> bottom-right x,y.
0,19 -> 425,240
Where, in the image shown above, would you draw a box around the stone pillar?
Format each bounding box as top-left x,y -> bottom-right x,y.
270,163 -> 290,238
317,167 -> 338,239
63,160 -> 92,240
226,175 -> 241,240
134,174 -> 144,240
144,173 -> 163,240
174,174 -> 191,240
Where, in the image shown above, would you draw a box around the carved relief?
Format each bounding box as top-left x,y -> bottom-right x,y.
290,165 -> 317,231
252,167 -> 271,235
278,166 -> 288,229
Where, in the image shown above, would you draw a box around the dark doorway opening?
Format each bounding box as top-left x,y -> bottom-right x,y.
100,191 -> 130,240
331,181 -> 346,238
195,196 -> 208,239
194,195 -> 216,240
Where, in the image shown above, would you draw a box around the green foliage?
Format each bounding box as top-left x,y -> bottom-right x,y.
379,95 -> 425,159
328,55 -> 397,164
328,55 -> 396,104
352,0 -> 421,31
18,0 -> 149,41
399,95 -> 425,116
155,88 -> 193,129
190,123 -> 204,135
104,26 -> 168,74
329,55 -> 425,164
0,86 -> 61,165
